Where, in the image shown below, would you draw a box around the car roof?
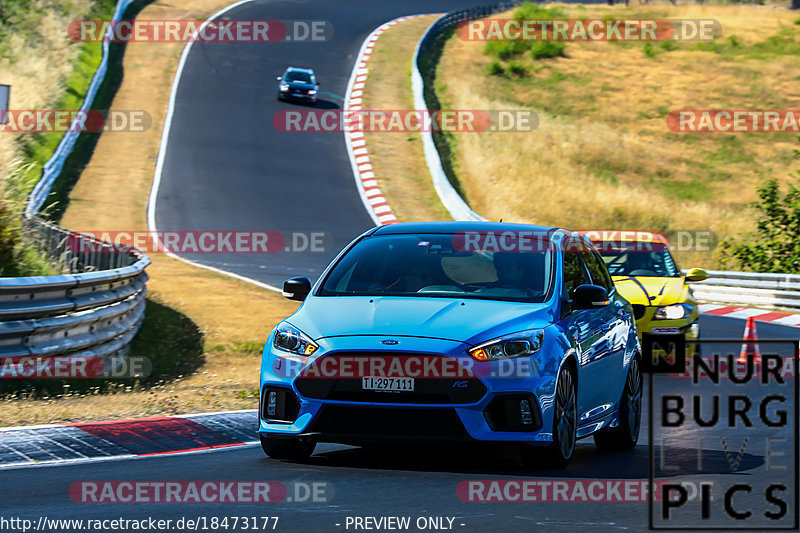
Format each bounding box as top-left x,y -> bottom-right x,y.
579,229 -> 670,245
367,222 -> 601,255
371,221 -> 554,235
285,67 -> 314,74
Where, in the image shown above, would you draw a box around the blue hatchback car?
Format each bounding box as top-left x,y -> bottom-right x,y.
259,222 -> 641,465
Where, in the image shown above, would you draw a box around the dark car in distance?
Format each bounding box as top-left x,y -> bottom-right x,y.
277,67 -> 319,104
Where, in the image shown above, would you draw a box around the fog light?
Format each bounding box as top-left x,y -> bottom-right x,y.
267,391 -> 277,417
690,322 -> 700,338
520,399 -> 533,425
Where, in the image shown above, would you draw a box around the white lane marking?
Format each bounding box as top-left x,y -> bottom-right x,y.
145,0 -> 281,293
342,16 -> 420,226
698,303 -> 727,313
772,315 -> 800,325
0,410 -> 259,469
0,408 -> 256,432
0,443 -> 259,471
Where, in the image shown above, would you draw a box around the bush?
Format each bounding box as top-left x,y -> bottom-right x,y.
484,39 -> 530,60
659,40 -> 677,52
483,3 -> 567,62
512,2 -> 566,21
531,41 -> 566,59
643,41 -> 658,58
720,141 -> 800,273
487,60 -> 505,76
508,61 -> 528,77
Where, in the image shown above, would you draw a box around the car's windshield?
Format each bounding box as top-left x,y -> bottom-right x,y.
319,234 -> 553,302
285,71 -> 313,84
598,241 -> 681,277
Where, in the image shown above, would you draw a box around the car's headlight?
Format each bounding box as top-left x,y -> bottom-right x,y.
280,84 -> 289,92
273,323 -> 318,356
308,89 -> 317,95
468,331 -> 544,361
653,304 -> 693,320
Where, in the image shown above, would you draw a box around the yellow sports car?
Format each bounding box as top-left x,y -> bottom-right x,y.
581,231 -> 708,345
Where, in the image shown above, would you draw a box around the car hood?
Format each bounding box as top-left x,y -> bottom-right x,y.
288,296 -> 556,346
612,276 -> 689,307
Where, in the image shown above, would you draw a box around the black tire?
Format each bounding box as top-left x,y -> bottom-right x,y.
260,434 -> 316,460
594,357 -> 642,451
522,365 -> 577,467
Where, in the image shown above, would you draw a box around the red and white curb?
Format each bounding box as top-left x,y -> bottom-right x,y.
344,15 -> 427,226
0,410 -> 257,468
700,303 -> 800,327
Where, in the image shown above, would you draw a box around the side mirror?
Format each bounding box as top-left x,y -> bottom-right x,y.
685,268 -> 708,282
570,284 -> 609,310
283,277 -> 312,301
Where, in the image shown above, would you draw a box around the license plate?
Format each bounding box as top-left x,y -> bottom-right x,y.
652,327 -> 680,335
361,376 -> 414,392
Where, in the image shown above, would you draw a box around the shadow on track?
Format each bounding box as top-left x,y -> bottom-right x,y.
263,442 -> 763,479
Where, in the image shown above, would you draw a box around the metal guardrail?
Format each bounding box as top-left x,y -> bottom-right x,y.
689,270 -> 800,312
411,5 -> 505,221
1,0 -> 149,372
0,217 -> 149,367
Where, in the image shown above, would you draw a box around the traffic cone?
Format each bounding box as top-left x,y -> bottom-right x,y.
738,316 -> 761,365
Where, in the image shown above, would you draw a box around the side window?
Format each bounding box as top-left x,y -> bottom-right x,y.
581,251 -> 613,293
563,252 -> 589,295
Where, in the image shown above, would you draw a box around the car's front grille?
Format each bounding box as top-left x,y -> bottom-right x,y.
309,405 -> 471,442
294,351 -> 487,404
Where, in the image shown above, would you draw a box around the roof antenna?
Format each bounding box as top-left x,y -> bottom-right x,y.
499,218 -> 503,223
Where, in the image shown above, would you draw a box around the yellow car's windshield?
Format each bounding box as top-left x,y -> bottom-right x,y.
598,244 -> 681,278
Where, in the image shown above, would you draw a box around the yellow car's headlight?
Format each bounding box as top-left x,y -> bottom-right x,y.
653,304 -> 692,320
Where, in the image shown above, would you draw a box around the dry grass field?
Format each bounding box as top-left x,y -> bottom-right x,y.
434,2 -> 800,268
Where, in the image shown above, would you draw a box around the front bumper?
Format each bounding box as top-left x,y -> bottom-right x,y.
259,336 -> 560,446
634,305 -> 699,340
279,90 -> 317,102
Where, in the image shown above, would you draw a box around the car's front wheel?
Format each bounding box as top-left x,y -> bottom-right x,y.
594,356 -> 642,451
550,365 -> 578,465
522,365 -> 577,467
260,434 -> 316,460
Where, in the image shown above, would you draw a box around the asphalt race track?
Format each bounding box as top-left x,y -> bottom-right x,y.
152,0 -> 504,288
1,313 -> 797,533
5,0 -> 798,532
